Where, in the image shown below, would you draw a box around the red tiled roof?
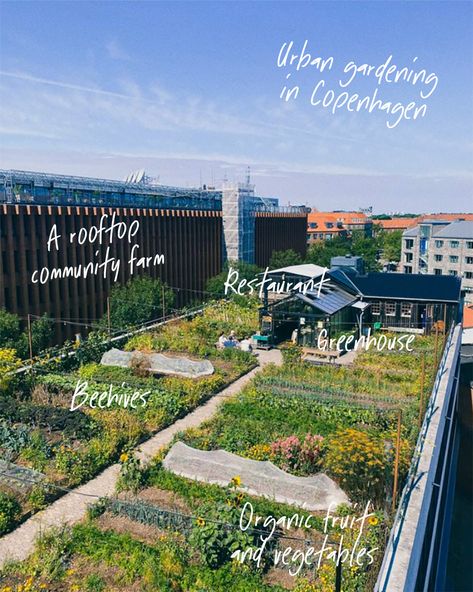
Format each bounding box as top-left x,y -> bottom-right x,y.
377,218 -> 420,230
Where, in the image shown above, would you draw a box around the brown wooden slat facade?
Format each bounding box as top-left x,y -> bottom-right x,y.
0,204 -> 307,344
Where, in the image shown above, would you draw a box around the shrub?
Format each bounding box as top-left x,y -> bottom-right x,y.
270,434 -> 324,475
116,453 -> 144,493
27,484 -> 48,511
324,428 -> 387,503
0,492 -> 21,535
189,486 -> 276,570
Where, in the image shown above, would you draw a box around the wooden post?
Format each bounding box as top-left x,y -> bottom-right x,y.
162,285 -> 166,319
418,353 -> 425,429
335,560 -> 342,592
27,313 -> 33,362
107,297 -> 111,339
392,409 -> 402,512
434,326 -> 439,367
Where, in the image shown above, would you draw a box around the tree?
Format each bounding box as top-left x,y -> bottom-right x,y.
107,276 -> 174,330
379,230 -> 403,262
0,309 -> 22,349
269,249 -> 303,269
350,231 -> 381,272
305,236 -> 351,267
206,260 -> 262,300
0,310 -> 53,358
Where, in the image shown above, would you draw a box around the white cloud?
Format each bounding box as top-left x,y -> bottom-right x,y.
105,40 -> 131,61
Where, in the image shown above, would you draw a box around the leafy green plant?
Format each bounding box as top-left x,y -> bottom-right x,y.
116,453 -> 144,493
0,492 -> 21,535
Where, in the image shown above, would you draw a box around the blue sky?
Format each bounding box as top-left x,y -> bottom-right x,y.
0,0 -> 472,212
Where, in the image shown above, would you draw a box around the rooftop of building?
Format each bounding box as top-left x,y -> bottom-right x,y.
377,218 -> 419,229
430,220 -> 473,239
350,272 -> 462,303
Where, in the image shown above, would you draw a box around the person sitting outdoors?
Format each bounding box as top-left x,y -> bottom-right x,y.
218,333 -> 227,349
239,336 -> 253,352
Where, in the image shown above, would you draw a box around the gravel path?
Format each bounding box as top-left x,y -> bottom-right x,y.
0,349 -> 282,567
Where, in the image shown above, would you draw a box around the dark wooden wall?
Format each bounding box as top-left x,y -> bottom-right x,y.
0,204 -> 223,343
254,212 -> 307,268
0,204 -> 307,344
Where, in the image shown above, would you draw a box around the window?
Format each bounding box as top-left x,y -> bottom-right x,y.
405,252 -> 413,262
467,241 -> 473,249
449,255 -> 459,263
435,240 -> 444,248
309,223 -> 317,229
371,302 -> 381,316
325,222 -> 334,228
465,271 -> 473,279
434,269 -> 442,275
404,266 -> 412,273
449,270 -> 458,276
401,302 -> 412,317
466,257 -> 473,264
434,254 -> 443,262
326,233 -> 332,239
385,302 -> 396,316
405,239 -> 414,249
306,234 -> 311,241
450,240 -> 459,248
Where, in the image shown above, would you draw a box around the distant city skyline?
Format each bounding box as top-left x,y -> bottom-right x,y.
1,1 -> 472,212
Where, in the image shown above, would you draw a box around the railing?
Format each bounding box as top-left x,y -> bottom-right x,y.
375,324 -> 461,591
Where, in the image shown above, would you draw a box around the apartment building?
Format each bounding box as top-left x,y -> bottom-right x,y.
402,220 -> 473,303
306,211 -> 372,243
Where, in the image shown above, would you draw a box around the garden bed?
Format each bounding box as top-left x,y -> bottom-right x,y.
0,300 -> 259,537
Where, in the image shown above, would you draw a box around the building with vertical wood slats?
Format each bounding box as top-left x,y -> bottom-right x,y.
0,170 -> 307,343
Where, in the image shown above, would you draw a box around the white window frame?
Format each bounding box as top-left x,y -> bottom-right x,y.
401,302 -> 412,318
385,302 -> 396,317
371,302 -> 381,316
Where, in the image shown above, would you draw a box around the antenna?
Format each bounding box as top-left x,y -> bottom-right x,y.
246,166 -> 251,186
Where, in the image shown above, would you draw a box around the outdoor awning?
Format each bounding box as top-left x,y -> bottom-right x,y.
351,301 -> 371,311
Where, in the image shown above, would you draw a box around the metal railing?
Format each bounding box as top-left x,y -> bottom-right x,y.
375,323 -> 461,591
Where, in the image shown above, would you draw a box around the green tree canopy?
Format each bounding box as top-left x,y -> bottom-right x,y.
0,310 -> 53,358
378,229 -> 403,262
269,249 -> 303,269
107,276 -> 174,331
305,236 -> 351,267
206,260 -> 262,300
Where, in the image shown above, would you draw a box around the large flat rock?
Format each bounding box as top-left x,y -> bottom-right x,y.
163,442 -> 349,510
101,348 -> 214,378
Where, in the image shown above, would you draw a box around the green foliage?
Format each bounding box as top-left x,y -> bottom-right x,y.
0,492 -> 21,535
0,310 -> 53,358
189,486 -> 276,569
107,275 -> 174,330
0,396 -> 95,439
126,299 -> 259,357
324,427 -> 411,504
0,309 -> 22,348
116,453 -> 144,493
0,348 -> 21,394
269,249 -> 303,269
27,484 -> 48,511
18,430 -> 51,471
375,229 -> 403,262
85,574 -> 105,592
206,260 -> 262,299
0,419 -> 30,456
305,235 -> 350,267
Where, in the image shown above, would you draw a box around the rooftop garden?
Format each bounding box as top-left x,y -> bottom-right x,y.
0,299 -> 259,537
0,286 -> 444,591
